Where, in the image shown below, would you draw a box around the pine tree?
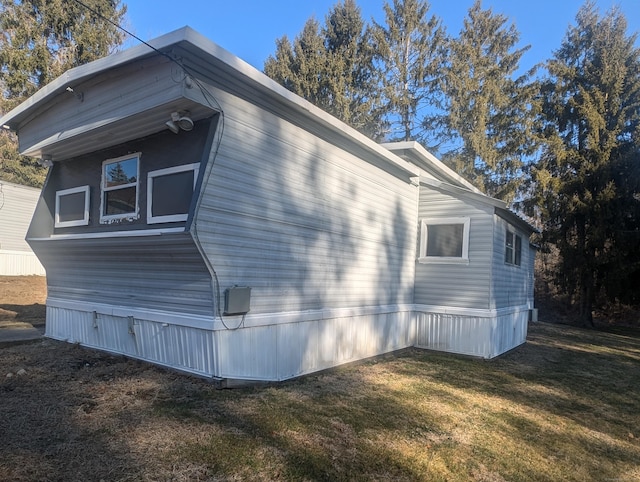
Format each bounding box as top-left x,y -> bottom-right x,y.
427,0 -> 538,201
322,0 -> 384,138
531,2 -> 640,325
371,0 -> 445,142
0,0 -> 127,187
264,0 -> 384,139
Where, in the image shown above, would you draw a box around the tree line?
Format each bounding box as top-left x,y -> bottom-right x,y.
264,0 -> 640,325
1,0 -> 639,325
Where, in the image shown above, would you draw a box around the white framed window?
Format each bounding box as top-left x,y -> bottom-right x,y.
419,217 -> 470,264
147,163 -> 199,224
100,153 -> 140,222
54,185 -> 90,228
505,229 -> 522,266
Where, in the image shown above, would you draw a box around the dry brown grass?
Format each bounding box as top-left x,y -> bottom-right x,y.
0,276 -> 46,328
1,276 -> 639,481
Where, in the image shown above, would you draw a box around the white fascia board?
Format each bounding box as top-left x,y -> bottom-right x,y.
381,141 -> 482,193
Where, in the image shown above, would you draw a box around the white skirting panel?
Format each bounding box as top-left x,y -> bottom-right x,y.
0,250 -> 46,276
415,307 -> 529,358
45,305 -> 415,381
46,306 -> 217,377
45,304 -> 528,380
215,310 -> 415,381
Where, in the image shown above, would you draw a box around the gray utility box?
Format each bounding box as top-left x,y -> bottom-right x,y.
224,286 -> 251,315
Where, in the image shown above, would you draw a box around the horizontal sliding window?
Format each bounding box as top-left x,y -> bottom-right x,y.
419,217 -> 470,263
101,154 -> 140,222
55,185 -> 90,228
147,163 -> 199,224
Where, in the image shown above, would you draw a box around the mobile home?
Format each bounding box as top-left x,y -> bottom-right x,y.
0,27 -> 535,382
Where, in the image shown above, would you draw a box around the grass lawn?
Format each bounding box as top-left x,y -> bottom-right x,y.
1,324 -> 638,481
1,279 -> 639,480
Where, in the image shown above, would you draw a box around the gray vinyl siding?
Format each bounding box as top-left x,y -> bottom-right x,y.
414,186 -> 494,309
31,234 -> 213,316
0,181 -> 40,252
194,93 -> 418,315
491,215 -> 535,309
14,57 -> 215,161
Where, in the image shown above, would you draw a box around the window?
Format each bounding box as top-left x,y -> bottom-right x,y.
419,218 -> 470,263
147,163 -> 199,224
55,185 -> 90,228
101,154 -> 139,222
505,230 -> 522,266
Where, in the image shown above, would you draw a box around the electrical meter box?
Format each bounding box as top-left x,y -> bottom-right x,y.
224,286 -> 251,315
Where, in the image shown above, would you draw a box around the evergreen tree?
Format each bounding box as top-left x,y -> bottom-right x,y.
427,0 -> 538,201
531,2 -> 640,325
265,18 -> 327,110
0,0 -> 127,187
264,0 -> 384,139
371,0 -> 445,142
323,0 -> 385,138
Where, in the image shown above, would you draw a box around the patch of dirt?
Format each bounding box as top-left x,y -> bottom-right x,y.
0,276 -> 46,328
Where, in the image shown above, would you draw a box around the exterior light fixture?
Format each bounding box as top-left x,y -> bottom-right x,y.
166,111 -> 194,133
38,155 -> 53,168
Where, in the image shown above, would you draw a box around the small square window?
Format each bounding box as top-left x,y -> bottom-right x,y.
100,154 -> 140,222
147,163 -> 199,224
419,218 -> 470,263
55,185 -> 90,228
505,229 -> 522,266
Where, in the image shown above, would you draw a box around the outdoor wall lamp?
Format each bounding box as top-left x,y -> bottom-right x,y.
166,111 -> 194,133
38,155 -> 53,168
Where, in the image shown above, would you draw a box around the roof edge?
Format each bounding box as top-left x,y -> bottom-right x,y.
1,27 -> 199,129
381,141 -> 482,194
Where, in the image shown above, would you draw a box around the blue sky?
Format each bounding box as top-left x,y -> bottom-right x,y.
122,0 -> 640,73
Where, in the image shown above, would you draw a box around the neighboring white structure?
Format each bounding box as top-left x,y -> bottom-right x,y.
0,27 -> 535,383
0,181 -> 46,276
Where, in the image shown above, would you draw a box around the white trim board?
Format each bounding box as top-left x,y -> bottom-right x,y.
46,297 -> 532,332
28,227 -> 185,241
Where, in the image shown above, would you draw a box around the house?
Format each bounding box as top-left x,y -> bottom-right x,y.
0,181 -> 46,276
0,27 -> 535,383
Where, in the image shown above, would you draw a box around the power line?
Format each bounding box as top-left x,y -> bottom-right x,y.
70,0 -> 172,63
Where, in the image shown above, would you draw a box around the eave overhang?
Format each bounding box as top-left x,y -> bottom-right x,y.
0,27 -> 420,181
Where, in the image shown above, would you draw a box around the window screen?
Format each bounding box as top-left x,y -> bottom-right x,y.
151,170 -> 194,217
427,224 -> 464,257
147,163 -> 199,224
